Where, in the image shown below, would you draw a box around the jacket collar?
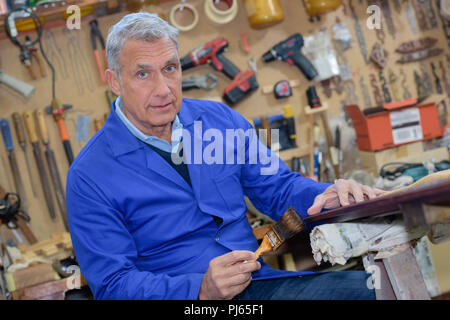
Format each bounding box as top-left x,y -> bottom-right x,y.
103,98 -> 204,157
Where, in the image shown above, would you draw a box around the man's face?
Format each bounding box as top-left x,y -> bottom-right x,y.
107,38 -> 182,132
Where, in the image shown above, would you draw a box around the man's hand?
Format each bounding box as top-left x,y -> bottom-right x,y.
307,179 -> 386,215
199,251 -> 261,300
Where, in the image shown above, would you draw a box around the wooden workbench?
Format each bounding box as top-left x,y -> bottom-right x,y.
304,176 -> 450,300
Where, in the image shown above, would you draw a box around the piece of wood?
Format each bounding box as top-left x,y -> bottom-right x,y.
11,278 -> 70,300
382,246 -> 430,300
367,254 -> 397,300
20,232 -> 72,261
305,173 -> 450,226
7,262 -> 56,292
252,224 -> 273,240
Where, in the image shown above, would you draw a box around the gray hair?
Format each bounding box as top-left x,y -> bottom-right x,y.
106,12 -> 179,77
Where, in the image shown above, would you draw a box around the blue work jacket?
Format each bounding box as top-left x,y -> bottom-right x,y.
66,98 -> 331,299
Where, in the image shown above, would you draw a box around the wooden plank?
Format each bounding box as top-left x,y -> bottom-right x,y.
305,178 -> 450,226
383,246 -> 430,300
12,278 -> 70,300
8,263 -> 56,292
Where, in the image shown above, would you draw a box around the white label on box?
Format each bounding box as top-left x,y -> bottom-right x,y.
389,108 -> 423,145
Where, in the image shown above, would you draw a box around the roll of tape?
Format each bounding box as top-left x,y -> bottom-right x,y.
204,0 -> 238,25
169,3 -> 199,32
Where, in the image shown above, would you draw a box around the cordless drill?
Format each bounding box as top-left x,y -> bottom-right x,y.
262,34 -> 318,81
180,37 -> 259,105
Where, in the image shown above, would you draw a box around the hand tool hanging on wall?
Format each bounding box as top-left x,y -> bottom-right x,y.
396,37 -> 438,53
405,0 -> 418,34
181,37 -> 259,105
359,76 -> 373,110
379,0 -> 396,39
89,19 -> 108,84
34,109 -> 68,231
370,73 -> 384,106
412,0 -> 433,30
23,111 -> 57,222
399,68 -> 413,100
4,8 -> 47,80
430,62 -> 443,94
419,0 -> 438,29
343,80 -> 359,106
63,27 -> 95,95
378,71 -> 392,103
348,0 -> 369,65
44,29 -> 69,80
0,185 -> 38,245
434,0 -> 450,48
414,70 -> 428,98
11,113 -> 38,198
45,102 -> 74,166
420,61 -> 434,95
306,86 -> 340,179
182,73 -> 218,91
0,119 -> 28,211
396,48 -> 443,63
387,69 -> 401,102
262,34 -> 318,81
370,43 -> 388,69
439,60 -> 450,97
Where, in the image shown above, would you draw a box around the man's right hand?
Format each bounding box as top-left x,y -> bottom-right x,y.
198,251 -> 261,300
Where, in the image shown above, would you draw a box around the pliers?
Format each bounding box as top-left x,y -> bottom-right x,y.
89,19 -> 108,84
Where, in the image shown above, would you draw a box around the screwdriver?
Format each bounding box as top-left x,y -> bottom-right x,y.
35,109 -> 69,230
23,111 -> 57,221
11,112 -> 38,198
0,118 -> 28,210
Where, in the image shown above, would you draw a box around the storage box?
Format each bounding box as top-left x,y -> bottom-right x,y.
346,98 -> 443,151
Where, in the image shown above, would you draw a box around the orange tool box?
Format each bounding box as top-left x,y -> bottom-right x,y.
345,98 -> 443,151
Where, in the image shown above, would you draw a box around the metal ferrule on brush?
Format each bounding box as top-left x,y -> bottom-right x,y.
266,229 -> 283,251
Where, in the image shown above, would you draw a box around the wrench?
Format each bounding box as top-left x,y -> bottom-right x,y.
182,73 -> 218,91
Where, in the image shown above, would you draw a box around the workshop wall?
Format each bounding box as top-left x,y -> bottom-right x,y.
1,0 -> 449,293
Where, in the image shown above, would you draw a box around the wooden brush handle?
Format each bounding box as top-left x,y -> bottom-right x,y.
253,235 -> 272,261
380,169 -> 450,197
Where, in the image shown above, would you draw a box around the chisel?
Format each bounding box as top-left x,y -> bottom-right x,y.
11,112 -> 38,198
0,118 -> 28,211
35,109 -> 69,231
23,111 -> 57,222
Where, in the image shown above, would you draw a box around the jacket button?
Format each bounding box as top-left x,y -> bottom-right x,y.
215,236 -> 219,242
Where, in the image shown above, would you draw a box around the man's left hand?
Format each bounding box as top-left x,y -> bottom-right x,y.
307,179 -> 386,215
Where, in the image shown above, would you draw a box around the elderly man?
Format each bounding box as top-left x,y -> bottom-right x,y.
66,12 -> 382,300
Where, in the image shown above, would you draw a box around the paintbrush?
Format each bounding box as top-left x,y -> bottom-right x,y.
254,207 -> 305,260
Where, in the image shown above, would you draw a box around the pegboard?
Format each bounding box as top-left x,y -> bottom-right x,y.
0,0 -> 449,241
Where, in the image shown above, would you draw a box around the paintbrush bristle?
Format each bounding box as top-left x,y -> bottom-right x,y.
267,207 -> 305,250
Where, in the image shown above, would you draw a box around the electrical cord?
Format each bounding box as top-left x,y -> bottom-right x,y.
4,6 -> 56,99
